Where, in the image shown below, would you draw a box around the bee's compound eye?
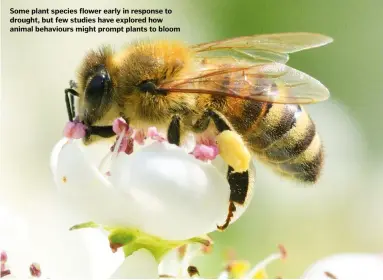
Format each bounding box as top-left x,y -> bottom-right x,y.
85,72 -> 110,106
87,75 -> 105,97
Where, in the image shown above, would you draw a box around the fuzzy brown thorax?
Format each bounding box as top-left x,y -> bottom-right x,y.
76,40 -> 196,129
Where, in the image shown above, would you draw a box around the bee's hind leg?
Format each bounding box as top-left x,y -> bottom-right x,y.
192,110 -> 250,231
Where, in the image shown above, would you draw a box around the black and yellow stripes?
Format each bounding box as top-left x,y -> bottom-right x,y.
196,71 -> 324,184
222,99 -> 323,183
278,134 -> 324,182
254,105 -> 323,183
246,103 -> 298,150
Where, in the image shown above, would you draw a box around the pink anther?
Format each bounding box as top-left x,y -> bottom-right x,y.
191,144 -> 219,161
63,121 -> 87,139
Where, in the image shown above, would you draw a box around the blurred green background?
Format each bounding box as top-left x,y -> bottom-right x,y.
194,0 -> 383,278
1,0 -> 383,278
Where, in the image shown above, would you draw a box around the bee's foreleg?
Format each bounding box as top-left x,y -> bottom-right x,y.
167,115 -> 181,146
192,110 -> 250,231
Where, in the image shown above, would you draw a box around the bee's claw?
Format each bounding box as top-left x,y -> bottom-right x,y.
217,201 -> 236,231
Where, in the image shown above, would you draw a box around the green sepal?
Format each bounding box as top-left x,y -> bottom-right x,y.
69,221 -> 99,230
70,221 -> 211,262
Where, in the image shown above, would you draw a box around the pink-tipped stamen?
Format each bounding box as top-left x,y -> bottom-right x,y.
63,121 -> 87,139
112,118 -> 133,137
112,128 -> 126,157
244,245 -> 287,279
0,251 -> 7,264
191,144 -> 219,161
133,129 -> 146,145
147,127 -> 166,142
29,263 -> 41,278
118,136 -> 129,153
147,127 -> 158,138
125,138 -> 134,154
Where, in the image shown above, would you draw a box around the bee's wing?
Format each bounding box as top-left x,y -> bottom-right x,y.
192,33 -> 333,64
158,62 -> 330,104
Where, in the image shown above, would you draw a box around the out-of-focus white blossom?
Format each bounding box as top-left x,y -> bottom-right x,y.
158,244 -> 287,279
302,253 -> 383,279
0,206 -> 32,278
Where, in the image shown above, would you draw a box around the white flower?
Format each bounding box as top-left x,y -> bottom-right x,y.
51,136 -> 231,240
50,119 -> 254,278
302,253 -> 383,279
0,206 -> 32,279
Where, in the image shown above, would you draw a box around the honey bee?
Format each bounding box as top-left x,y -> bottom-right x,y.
65,33 -> 332,230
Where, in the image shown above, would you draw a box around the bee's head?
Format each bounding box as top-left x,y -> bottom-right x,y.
66,47 -> 122,144
76,47 -> 121,127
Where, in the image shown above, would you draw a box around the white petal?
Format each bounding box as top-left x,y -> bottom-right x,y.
51,139 -> 136,226
51,139 -> 233,240
72,229 -> 123,280
109,249 -> 158,279
158,248 -> 180,277
109,142 -> 230,240
302,253 -> 383,279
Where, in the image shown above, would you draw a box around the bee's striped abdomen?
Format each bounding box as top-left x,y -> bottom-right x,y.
246,103 -> 299,150
225,100 -> 324,183
198,69 -> 324,183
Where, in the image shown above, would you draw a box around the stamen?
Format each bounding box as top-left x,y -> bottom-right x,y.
201,242 -> 213,254
63,121 -> 87,139
147,127 -> 159,138
1,251 -> 10,278
98,151 -> 113,174
244,245 -> 287,279
29,263 -> 41,278
124,138 -> 134,154
278,244 -> 287,260
177,245 -> 187,260
0,251 -> 7,264
180,245 -> 191,277
324,271 -> 338,279
228,260 -> 251,278
112,118 -> 133,137
191,144 -> 219,161
112,128 -> 126,157
147,127 -> 166,142
0,269 -> 10,278
133,129 -> 146,145
187,265 -> 200,278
